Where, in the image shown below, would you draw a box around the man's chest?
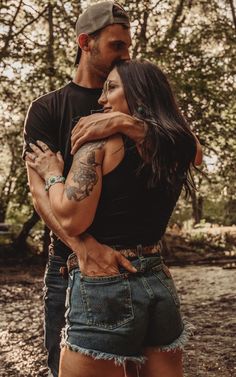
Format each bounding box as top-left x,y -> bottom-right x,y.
53,95 -> 102,174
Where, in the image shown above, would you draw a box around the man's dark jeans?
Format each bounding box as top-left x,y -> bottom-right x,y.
44,254 -> 68,377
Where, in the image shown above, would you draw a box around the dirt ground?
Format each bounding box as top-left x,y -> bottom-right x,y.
0,263 -> 235,377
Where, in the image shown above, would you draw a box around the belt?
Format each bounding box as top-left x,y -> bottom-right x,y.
65,242 -> 162,275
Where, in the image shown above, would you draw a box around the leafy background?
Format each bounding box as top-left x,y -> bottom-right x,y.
0,0 -> 235,256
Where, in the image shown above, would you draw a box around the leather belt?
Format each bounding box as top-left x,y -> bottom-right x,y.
66,243 -> 162,274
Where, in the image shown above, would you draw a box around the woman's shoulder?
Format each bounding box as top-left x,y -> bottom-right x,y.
105,134 -> 124,152
102,134 -> 125,175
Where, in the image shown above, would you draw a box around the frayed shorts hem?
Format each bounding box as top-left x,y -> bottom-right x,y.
150,321 -> 195,352
61,341 -> 146,366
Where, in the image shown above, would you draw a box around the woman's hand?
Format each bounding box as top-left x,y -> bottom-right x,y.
25,141 -> 64,180
76,236 -> 137,277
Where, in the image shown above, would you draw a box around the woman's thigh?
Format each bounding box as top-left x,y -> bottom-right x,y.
139,348 -> 183,377
59,348 -> 126,377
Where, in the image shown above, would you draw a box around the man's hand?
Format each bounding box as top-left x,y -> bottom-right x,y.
75,234 -> 137,277
71,112 -> 146,154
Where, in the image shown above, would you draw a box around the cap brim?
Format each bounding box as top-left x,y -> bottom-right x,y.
74,47 -> 81,66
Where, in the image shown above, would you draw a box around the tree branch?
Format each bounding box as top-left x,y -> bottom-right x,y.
12,6 -> 48,38
0,0 -> 23,58
228,0 -> 236,31
0,5 -> 48,60
22,32 -> 47,48
155,0 -> 186,55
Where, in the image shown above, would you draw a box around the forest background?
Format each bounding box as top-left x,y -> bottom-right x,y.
0,0 -> 235,261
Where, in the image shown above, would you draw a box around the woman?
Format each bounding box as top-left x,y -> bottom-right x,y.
26,60 -> 201,377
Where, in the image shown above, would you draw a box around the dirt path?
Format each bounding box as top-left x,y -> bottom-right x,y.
0,264 -> 235,377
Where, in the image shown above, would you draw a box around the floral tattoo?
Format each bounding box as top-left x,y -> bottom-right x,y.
65,141 -> 106,201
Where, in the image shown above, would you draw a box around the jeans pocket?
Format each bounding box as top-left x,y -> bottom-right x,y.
79,273 -> 134,329
153,264 -> 180,307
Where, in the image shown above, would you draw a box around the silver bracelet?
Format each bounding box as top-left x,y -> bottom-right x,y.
45,175 -> 65,191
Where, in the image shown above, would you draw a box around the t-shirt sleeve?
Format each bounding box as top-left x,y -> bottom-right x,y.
22,99 -> 58,160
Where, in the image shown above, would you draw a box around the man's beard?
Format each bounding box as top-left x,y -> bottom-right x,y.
90,45 -> 123,76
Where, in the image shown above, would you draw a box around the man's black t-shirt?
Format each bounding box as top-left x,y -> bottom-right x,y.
23,81 -> 102,260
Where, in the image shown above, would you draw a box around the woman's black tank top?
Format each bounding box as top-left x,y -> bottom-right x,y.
88,137 -> 183,247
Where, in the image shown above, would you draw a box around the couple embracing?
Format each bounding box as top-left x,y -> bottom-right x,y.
24,2 -> 202,377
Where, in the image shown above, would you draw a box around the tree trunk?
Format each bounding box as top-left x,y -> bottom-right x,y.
190,190 -> 203,224
228,0 -> 236,31
12,209 -> 40,252
47,2 -> 56,91
0,206 -> 7,223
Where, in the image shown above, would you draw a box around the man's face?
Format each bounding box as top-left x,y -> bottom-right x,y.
89,24 -> 131,79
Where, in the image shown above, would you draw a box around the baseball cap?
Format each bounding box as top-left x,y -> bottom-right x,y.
75,1 -> 130,65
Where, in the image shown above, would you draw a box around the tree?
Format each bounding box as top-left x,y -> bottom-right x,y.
0,0 -> 235,255
0,0 -> 82,250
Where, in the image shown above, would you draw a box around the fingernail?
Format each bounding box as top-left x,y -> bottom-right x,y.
132,267 -> 137,272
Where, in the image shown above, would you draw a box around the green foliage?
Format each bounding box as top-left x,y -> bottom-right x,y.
0,0 -> 82,223
0,0 -> 235,232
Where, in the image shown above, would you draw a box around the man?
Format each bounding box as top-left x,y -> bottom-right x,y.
23,2 -> 145,376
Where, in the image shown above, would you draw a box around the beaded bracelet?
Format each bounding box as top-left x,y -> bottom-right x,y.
45,175 -> 65,191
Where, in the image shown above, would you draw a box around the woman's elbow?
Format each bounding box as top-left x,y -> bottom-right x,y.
193,137 -> 203,166
194,145 -> 203,165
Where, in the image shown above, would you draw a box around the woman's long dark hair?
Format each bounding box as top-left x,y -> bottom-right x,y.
115,59 -> 197,194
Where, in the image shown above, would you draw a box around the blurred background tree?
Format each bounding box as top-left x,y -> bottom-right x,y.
0,0 -> 235,255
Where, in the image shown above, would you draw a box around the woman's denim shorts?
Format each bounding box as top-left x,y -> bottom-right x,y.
61,251 -> 193,366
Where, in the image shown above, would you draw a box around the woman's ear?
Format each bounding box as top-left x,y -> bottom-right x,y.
77,33 -> 90,51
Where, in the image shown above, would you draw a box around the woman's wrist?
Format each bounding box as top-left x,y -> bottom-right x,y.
44,171 -> 63,181
45,174 -> 65,191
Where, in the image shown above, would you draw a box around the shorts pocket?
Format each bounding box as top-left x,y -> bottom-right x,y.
152,264 -> 180,307
79,273 -> 134,329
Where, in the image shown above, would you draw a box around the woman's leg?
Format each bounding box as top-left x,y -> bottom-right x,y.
59,347 -> 126,377
139,348 -> 183,377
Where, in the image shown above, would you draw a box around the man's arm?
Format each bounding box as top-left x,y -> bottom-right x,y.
70,112 -> 146,154
70,112 -> 203,166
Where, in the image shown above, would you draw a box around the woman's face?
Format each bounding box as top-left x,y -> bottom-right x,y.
98,68 -> 130,114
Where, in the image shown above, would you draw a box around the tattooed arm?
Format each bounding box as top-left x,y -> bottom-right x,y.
52,140 -> 105,236
27,140 -> 106,237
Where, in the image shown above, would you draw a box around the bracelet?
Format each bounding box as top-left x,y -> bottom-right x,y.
45,175 -> 65,191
